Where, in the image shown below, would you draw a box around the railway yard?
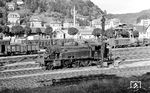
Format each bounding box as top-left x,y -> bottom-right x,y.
1,46 -> 150,91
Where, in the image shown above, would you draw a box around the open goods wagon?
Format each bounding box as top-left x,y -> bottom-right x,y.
0,40 -> 39,56
21,39 -> 74,49
107,38 -> 141,48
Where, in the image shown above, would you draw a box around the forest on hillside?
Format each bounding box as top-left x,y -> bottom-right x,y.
2,0 -> 103,20
0,0 -> 103,26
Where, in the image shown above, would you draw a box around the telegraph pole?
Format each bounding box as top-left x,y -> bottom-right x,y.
73,5 -> 76,27
100,10 -> 106,66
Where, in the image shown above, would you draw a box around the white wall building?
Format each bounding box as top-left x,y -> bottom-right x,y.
7,12 -> 20,25
16,0 -> 24,6
29,15 -> 44,28
92,18 -> 120,29
135,25 -> 148,38
138,19 -> 150,27
105,18 -> 121,29
77,27 -> 95,40
6,2 -> 16,11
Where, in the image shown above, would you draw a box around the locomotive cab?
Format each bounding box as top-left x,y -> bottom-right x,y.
91,43 -> 109,59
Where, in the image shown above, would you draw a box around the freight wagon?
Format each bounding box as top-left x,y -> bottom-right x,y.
107,38 -> 140,48
0,40 -> 39,56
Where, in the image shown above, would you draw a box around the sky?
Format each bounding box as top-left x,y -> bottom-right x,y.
91,0 -> 150,14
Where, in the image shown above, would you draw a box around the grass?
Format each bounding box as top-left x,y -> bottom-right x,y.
1,73 -> 150,93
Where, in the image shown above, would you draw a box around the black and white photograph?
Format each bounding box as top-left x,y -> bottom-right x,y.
0,0 -> 150,93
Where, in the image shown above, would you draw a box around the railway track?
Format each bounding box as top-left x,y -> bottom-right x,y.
0,54 -> 44,66
1,60 -> 150,90
1,46 -> 150,90
111,46 -> 150,60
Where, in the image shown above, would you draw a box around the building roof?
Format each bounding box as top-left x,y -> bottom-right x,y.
135,25 -> 147,33
31,27 -> 46,33
6,2 -> 16,6
29,15 -> 43,22
78,27 -> 94,35
8,10 -> 28,18
7,12 -> 21,18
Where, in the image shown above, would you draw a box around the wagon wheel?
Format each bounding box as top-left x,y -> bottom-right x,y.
46,62 -> 54,70
72,60 -> 80,68
63,60 -> 71,68
79,60 -> 90,67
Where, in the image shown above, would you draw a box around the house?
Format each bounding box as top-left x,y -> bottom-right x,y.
114,23 -> 134,38
91,17 -> 102,28
135,25 -> 148,38
29,15 -> 44,28
92,18 -> 120,29
31,27 -> 46,34
49,20 -> 62,30
6,2 -> 16,11
7,12 -> 21,25
138,19 -> 150,27
53,30 -> 66,39
53,29 -> 80,39
16,0 -> 24,6
77,27 -> 94,40
42,16 -> 62,31
76,14 -> 88,20
135,19 -> 150,38
63,19 -> 79,28
105,18 -> 121,29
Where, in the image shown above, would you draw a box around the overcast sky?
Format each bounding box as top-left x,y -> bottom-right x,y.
91,0 -> 150,14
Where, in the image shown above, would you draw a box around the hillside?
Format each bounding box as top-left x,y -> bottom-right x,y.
24,0 -> 103,20
107,9 -> 150,24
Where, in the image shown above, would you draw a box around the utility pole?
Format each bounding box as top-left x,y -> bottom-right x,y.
100,10 -> 106,66
73,5 -> 76,27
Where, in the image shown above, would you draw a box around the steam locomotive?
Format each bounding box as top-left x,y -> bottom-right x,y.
44,41 -> 112,70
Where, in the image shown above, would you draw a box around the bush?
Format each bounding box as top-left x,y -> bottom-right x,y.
11,25 -> 24,37
36,28 -> 42,35
2,25 -> 10,36
105,28 -> 115,38
44,26 -> 53,38
92,28 -> 102,37
133,31 -> 139,38
68,27 -> 78,36
24,26 -> 32,36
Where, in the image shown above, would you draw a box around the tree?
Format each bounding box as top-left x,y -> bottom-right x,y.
36,28 -> 42,35
92,28 -> 102,38
11,25 -> 24,37
0,25 -> 3,33
120,30 -> 130,38
44,25 -> 53,38
2,25 -> 10,36
133,31 -> 139,38
0,0 -> 6,7
24,25 -> 32,36
105,28 -> 115,38
68,27 -> 78,36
